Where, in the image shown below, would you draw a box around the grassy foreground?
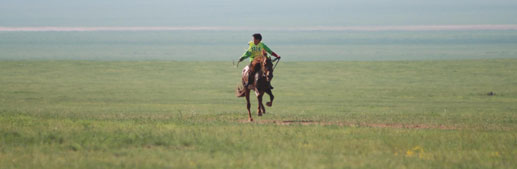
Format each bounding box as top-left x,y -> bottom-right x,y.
1,59 -> 516,169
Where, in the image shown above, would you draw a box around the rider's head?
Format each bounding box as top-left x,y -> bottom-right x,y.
252,33 -> 262,45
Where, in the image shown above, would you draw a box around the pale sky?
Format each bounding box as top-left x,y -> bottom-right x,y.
1,0 -> 517,27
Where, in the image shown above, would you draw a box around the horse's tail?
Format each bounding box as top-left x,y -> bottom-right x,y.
236,84 -> 246,97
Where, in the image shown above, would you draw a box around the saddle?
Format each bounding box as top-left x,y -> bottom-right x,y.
241,65 -> 263,89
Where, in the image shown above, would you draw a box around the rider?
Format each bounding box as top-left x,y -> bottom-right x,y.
238,33 -> 281,88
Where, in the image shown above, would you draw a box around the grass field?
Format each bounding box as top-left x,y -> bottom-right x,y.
1,59 -> 516,168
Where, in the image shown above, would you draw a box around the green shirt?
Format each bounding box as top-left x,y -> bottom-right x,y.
240,41 -> 274,62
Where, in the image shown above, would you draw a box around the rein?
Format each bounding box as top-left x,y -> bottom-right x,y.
272,57 -> 281,71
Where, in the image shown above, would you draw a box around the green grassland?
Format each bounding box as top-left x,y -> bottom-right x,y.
1,59 -> 516,169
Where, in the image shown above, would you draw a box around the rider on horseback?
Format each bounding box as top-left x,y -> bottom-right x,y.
238,33 -> 281,88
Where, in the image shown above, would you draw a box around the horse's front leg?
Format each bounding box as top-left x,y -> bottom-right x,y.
265,88 -> 274,107
261,94 -> 266,114
257,92 -> 264,116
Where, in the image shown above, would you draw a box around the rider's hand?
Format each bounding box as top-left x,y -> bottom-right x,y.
238,57 -> 246,62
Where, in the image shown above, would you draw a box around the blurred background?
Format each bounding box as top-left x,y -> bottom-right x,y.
3,0 -> 517,26
1,0 -> 517,61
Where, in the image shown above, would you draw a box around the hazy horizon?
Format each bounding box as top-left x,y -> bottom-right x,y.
2,0 -> 517,61
2,0 -> 517,27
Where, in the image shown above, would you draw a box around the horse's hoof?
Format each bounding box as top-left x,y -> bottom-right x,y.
258,113 -> 262,116
249,118 -> 253,122
266,102 -> 272,107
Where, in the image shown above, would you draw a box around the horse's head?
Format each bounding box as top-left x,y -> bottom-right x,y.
261,57 -> 274,82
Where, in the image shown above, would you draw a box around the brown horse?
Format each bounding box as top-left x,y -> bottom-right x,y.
236,56 -> 274,121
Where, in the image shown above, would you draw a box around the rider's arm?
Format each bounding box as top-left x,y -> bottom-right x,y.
238,46 -> 252,62
262,43 -> 280,58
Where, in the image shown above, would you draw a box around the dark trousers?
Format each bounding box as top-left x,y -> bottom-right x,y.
247,59 -> 261,85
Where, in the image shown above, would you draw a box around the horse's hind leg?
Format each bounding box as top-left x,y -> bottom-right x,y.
265,88 -> 274,107
245,89 -> 253,121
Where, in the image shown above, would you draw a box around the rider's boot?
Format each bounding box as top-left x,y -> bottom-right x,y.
267,82 -> 274,89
